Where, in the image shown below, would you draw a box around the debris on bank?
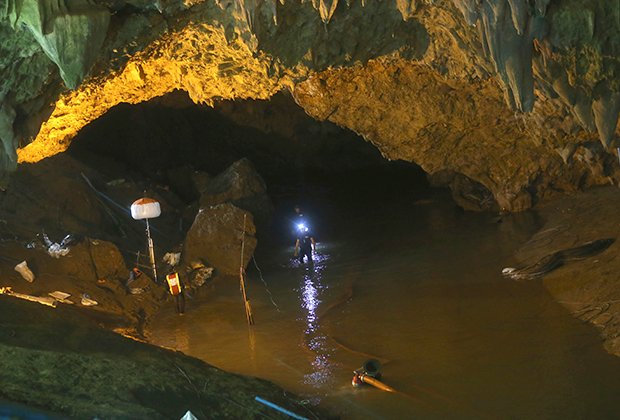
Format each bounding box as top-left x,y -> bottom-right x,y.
14,261 -> 34,282
502,238 -> 614,280
0,287 -> 57,307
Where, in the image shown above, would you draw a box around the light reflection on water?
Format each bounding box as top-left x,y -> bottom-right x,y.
149,196 -> 620,419
297,256 -> 337,388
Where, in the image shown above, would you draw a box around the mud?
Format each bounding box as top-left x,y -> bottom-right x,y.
0,296 -> 331,419
510,186 -> 620,356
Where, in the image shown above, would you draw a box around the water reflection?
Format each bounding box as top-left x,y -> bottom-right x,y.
247,326 -> 257,372
301,270 -> 320,334
296,252 -> 336,388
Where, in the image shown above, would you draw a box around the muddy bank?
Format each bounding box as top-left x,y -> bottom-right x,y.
0,296 -> 332,419
0,153 -> 337,417
508,186 -> 620,356
0,152 -> 266,335
0,154 -> 185,336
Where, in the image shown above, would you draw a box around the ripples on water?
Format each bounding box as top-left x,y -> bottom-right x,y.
150,185 -> 620,419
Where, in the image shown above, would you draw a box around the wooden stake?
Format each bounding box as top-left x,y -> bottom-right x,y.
240,214 -> 254,325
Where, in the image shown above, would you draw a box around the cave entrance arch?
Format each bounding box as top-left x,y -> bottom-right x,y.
67,90 -> 429,203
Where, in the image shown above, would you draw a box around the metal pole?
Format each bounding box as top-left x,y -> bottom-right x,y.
146,218 -> 158,283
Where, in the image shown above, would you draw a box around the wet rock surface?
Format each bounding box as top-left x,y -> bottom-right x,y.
198,158 -> 273,228
183,203 -> 257,277
509,186 -> 620,356
0,296 -> 330,419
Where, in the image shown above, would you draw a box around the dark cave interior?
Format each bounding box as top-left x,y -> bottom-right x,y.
67,90 -> 431,233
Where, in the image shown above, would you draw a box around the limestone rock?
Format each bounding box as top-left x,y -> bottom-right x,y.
0,0 -> 619,212
191,170 -> 212,197
182,203 -> 256,276
592,90 -> 620,149
199,158 -> 273,227
0,102 -> 16,189
430,171 -> 499,212
9,0 -> 110,88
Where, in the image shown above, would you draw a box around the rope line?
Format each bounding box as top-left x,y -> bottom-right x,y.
252,255 -> 281,312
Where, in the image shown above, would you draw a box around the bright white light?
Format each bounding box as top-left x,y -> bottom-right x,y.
297,223 -> 306,231
131,197 -> 161,220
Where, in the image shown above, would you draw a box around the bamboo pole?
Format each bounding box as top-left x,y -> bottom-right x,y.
240,214 -> 254,325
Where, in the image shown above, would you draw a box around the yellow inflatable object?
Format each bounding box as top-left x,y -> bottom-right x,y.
361,375 -> 396,393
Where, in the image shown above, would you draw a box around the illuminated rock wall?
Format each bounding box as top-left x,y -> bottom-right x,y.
0,0 -> 619,209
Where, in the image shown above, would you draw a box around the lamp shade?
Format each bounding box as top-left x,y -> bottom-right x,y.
131,197 -> 161,220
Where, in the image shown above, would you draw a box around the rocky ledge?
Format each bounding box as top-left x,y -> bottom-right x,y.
507,186 -> 620,356
0,296 -> 331,419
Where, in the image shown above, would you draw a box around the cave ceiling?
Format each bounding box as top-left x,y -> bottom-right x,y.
1,0 -> 619,210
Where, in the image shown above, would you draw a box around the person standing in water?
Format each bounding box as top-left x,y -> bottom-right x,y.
292,205 -> 316,263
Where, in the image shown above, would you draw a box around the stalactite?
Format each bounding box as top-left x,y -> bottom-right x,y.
236,0 -> 257,31
507,0 -> 526,35
235,0 -> 278,30
534,0 -> 550,16
311,0 -> 339,24
592,90 -> 620,149
1,0 -> 21,27
478,0 -> 534,111
0,102 -> 17,186
551,73 -> 576,106
6,0 -> 110,88
453,0 -> 535,112
572,90 -> 596,132
528,14 -> 548,40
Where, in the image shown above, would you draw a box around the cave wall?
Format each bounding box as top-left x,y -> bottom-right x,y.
0,0 -> 619,209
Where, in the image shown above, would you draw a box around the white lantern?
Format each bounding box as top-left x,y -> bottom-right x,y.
131,197 -> 161,220
131,196 -> 161,283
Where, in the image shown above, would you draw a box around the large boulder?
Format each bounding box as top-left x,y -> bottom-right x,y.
428,171 -> 500,211
182,203 -> 256,276
199,158 -> 273,228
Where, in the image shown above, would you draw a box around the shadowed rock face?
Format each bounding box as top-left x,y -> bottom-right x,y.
1,0 -> 619,210
183,203 -> 257,276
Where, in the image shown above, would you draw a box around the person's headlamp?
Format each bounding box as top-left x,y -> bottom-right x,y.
297,223 -> 309,233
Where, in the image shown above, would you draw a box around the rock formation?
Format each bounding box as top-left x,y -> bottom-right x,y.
182,203 -> 257,276
0,0 -> 619,210
198,157 -> 273,227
